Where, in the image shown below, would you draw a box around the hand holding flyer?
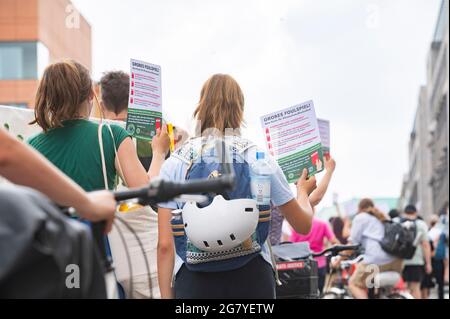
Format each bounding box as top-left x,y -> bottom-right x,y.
260,100 -> 324,183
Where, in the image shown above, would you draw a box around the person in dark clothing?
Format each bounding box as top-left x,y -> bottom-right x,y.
388,209 -> 400,220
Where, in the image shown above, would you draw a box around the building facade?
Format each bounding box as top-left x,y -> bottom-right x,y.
401,0 -> 449,218
0,0 -> 91,108
428,0 -> 449,216
400,87 -> 434,218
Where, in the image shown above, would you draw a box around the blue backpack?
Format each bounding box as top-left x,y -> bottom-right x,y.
171,137 -> 272,272
435,232 -> 447,261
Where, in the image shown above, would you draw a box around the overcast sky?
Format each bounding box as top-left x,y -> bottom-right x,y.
72,0 -> 441,209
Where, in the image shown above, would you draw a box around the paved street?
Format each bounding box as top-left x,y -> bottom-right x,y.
429,284 -> 449,299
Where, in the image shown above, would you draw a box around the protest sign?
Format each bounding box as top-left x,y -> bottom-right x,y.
317,118 -> 331,159
260,100 -> 324,183
0,105 -> 40,142
126,59 -> 162,140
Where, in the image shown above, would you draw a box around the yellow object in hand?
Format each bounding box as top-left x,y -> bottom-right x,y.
167,123 -> 175,153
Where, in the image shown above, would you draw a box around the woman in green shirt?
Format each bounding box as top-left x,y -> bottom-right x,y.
28,60 -> 170,193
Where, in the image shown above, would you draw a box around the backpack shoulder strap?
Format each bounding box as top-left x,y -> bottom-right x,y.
172,137 -> 202,164
97,123 -> 109,190
224,136 -> 255,155
173,136 -> 256,164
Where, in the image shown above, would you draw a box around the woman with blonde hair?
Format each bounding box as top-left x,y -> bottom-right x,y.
157,74 -> 317,299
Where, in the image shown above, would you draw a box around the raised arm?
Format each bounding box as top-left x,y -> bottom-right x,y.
279,169 -> 317,235
0,128 -> 116,231
116,126 -> 170,188
309,157 -> 336,207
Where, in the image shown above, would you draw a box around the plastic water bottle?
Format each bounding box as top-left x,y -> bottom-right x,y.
250,152 -> 272,206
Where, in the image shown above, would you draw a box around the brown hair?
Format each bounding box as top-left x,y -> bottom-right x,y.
193,74 -> 245,134
358,198 -> 375,212
32,60 -> 93,132
99,71 -> 130,115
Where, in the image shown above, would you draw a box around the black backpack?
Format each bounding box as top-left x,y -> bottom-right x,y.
0,185 -> 106,299
380,218 -> 418,259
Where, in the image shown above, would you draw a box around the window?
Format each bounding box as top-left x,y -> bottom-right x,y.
0,102 -> 28,109
0,42 -> 39,80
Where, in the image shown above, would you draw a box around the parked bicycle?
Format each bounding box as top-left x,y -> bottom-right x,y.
272,242 -> 361,299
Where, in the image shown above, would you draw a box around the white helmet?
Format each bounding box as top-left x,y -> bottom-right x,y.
182,195 -> 259,252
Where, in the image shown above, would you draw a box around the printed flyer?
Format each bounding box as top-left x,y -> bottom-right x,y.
261,100 -> 324,183
126,59 -> 162,140
317,118 -> 331,159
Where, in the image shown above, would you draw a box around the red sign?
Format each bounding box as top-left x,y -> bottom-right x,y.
311,151 -> 319,165
276,261 -> 305,271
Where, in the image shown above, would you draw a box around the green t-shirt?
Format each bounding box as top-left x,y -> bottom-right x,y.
28,119 -> 130,192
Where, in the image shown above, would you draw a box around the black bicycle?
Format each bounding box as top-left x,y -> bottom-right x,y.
0,141 -> 236,299
272,242 -> 361,299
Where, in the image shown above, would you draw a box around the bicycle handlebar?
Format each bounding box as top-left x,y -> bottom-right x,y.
312,244 -> 361,258
113,175 -> 235,204
63,139 -> 237,274
339,255 -> 364,268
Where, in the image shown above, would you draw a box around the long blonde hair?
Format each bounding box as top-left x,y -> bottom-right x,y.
193,74 -> 245,135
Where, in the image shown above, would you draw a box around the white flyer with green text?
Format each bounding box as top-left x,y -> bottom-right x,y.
260,100 -> 324,183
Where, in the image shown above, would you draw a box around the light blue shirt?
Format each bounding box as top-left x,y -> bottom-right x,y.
158,142 -> 295,275
350,212 -> 396,266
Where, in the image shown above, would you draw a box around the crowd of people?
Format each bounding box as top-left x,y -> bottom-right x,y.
0,59 -> 448,299
292,200 -> 449,299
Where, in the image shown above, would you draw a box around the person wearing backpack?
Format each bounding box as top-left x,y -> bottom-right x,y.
347,199 -> 403,299
425,215 -> 446,299
401,205 -> 433,299
157,74 -> 317,299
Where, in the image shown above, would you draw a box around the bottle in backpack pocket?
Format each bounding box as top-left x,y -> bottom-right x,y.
250,152 -> 272,206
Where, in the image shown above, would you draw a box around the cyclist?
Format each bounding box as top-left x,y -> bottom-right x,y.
347,199 -> 403,299
157,74 -> 317,299
0,128 -> 116,231
290,216 -> 339,294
